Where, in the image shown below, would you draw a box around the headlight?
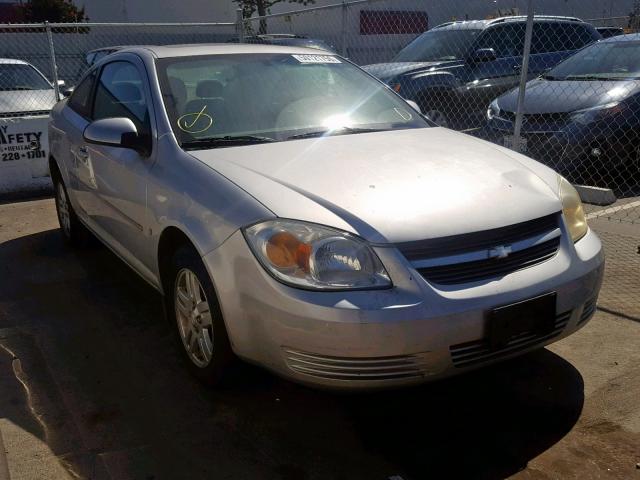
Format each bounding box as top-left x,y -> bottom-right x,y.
487,99 -> 500,120
558,176 -> 588,242
571,101 -> 623,125
243,219 -> 391,290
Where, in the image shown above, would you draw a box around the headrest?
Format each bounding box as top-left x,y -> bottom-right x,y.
196,79 -> 224,98
112,82 -> 142,103
168,76 -> 187,105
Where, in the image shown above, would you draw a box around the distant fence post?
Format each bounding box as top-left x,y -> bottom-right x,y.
45,21 -> 60,101
236,8 -> 245,43
340,0 -> 348,57
512,0 -> 534,152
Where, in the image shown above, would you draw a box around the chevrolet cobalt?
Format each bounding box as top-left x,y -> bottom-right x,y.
48,45 -> 603,389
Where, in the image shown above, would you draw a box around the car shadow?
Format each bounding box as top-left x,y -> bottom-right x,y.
0,228 -> 585,480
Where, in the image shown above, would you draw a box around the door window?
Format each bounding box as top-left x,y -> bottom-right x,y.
93,61 -> 150,136
475,24 -> 526,58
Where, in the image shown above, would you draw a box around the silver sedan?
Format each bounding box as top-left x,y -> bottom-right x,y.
48,44 -> 604,389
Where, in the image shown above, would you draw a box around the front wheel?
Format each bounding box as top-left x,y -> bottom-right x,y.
167,245 -> 234,385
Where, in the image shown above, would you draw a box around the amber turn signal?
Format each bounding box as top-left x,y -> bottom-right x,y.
265,232 -> 312,272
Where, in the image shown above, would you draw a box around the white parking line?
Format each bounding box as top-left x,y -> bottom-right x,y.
586,200 -> 640,220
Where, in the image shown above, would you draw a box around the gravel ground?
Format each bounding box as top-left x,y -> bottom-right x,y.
0,198 -> 638,480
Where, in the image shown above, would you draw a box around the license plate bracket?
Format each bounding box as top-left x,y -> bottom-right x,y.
488,292 -> 557,351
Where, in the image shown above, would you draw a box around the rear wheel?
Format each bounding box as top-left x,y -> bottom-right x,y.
167,245 -> 234,385
52,172 -> 90,246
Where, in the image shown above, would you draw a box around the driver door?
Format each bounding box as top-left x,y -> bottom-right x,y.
85,57 -> 157,279
470,23 -> 527,109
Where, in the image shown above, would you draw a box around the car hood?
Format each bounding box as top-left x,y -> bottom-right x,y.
496,78 -> 640,114
363,60 -> 462,82
190,128 -> 562,244
0,89 -> 56,114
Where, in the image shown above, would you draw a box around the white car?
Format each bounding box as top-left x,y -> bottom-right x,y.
0,59 -> 60,194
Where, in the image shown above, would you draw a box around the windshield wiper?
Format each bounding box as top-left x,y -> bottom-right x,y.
287,126 -> 389,140
181,135 -> 277,150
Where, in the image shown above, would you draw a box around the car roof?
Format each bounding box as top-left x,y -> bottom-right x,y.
0,58 -> 31,65
118,43 -> 338,58
601,32 -> 640,43
433,15 -> 585,31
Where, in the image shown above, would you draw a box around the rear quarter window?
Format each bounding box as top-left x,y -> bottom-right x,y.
531,23 -> 599,54
67,69 -> 97,118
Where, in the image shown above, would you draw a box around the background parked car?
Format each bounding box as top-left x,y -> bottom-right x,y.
0,58 -> 59,194
363,16 -> 601,131
485,33 -> 640,185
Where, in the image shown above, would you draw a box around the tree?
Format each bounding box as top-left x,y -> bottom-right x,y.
234,0 -> 315,34
21,0 -> 88,23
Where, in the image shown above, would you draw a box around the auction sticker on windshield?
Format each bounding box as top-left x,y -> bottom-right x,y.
292,54 -> 341,64
0,116 -> 49,179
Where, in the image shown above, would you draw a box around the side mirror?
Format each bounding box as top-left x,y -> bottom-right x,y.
57,79 -> 66,87
84,117 -> 148,155
470,48 -> 497,63
405,99 -> 421,113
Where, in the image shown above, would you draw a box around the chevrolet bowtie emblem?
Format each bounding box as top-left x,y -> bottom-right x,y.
489,245 -> 512,259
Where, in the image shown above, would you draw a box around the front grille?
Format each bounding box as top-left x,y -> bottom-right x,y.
449,310 -> 571,368
398,214 -> 561,285
417,237 -> 560,285
283,348 -> 430,380
500,111 -> 570,126
398,214 -> 558,261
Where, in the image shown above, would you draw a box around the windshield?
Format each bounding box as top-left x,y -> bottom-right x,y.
393,29 -> 481,62
548,40 -> 640,80
0,64 -> 51,91
157,53 -> 428,148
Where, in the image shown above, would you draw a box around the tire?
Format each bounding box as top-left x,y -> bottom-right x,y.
167,245 -> 234,385
52,169 -> 90,246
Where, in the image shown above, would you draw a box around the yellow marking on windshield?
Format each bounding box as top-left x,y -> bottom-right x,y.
177,105 -> 213,134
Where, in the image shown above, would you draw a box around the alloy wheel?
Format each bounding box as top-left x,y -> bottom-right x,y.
174,268 -> 214,367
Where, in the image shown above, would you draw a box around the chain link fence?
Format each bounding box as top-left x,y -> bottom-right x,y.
0,0 -> 637,315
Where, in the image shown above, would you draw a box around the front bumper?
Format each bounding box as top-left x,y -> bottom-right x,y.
203,227 -> 604,390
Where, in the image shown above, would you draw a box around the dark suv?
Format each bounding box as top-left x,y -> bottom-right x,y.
364,16 -> 600,130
